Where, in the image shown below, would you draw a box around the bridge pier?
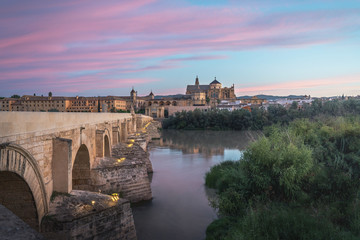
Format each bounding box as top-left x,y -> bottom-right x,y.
0,112 -> 154,239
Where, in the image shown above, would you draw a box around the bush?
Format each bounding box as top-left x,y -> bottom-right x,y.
205,117 -> 360,239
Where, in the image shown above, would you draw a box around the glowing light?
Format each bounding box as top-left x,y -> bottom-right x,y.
111,193 -> 120,202
117,157 -> 126,163
127,143 -> 133,147
136,133 -> 140,136
129,139 -> 135,143
91,200 -> 95,205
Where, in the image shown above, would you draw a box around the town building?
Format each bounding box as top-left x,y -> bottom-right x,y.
186,76 -> 236,105
0,95 -> 128,112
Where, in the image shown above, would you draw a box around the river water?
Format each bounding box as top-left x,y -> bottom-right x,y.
132,130 -> 259,240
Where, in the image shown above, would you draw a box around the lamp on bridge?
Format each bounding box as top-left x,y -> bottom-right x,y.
111,193 -> 120,202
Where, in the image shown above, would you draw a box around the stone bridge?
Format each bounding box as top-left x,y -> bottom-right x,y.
0,112 -> 152,236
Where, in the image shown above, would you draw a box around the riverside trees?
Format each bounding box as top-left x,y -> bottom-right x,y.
162,98 -> 360,130
205,118 -> 360,239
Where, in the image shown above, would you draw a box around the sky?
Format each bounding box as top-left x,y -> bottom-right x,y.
1,0 -> 360,97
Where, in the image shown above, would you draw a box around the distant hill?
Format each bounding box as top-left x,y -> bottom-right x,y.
237,95 -> 306,101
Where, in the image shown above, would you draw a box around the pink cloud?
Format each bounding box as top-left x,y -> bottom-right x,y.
236,74 -> 360,97
0,1 -> 359,96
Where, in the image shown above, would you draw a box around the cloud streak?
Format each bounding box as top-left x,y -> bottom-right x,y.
236,74 -> 360,97
0,0 -> 359,96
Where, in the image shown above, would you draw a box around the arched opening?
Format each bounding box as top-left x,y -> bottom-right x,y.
0,171 -> 39,230
72,144 -> 91,191
104,135 -> 110,157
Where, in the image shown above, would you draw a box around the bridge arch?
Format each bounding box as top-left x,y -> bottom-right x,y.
103,128 -> 111,157
104,135 -> 110,157
0,171 -> 39,229
0,143 -> 48,230
72,144 -> 91,191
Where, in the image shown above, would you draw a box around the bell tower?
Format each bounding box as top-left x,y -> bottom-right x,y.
195,75 -> 199,86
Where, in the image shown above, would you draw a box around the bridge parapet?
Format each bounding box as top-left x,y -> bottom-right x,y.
0,112 -> 153,232
0,112 -> 133,138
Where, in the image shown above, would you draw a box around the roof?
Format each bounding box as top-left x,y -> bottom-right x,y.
186,85 -> 209,92
210,79 -> 221,84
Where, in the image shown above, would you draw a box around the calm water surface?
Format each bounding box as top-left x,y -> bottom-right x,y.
132,130 -> 259,240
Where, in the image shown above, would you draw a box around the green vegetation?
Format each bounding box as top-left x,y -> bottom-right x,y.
116,109 -> 130,113
10,94 -> 20,98
205,117 -> 360,239
163,99 -> 360,130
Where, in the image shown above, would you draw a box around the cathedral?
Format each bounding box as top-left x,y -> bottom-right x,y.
186,76 -> 236,104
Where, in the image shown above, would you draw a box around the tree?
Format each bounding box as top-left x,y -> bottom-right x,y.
206,97 -> 210,104
10,94 -> 20,99
48,92 -> 52,97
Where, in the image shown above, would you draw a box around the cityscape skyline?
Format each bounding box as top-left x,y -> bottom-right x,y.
1,0 -> 360,97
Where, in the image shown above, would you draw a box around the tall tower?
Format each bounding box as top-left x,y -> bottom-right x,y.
195,76 -> 199,86
149,90 -> 155,100
130,87 -> 137,102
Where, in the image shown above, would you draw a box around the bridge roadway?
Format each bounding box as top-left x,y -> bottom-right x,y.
0,112 -> 152,232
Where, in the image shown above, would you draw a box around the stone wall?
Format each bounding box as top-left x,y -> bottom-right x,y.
41,190 -> 137,240
91,163 -> 151,203
91,142 -> 152,202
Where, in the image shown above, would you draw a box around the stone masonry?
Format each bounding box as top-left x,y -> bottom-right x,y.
0,112 -> 153,239
41,190 -> 136,240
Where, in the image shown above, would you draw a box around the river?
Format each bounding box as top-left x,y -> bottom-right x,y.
132,130 -> 259,240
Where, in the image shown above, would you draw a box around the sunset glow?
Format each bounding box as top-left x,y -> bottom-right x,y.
1,0 -> 360,97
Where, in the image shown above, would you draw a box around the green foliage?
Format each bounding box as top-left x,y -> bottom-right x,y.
136,109 -> 145,114
10,94 -> 20,98
244,130 -> 313,200
205,160 -> 238,189
206,217 -> 234,240
163,99 -> 360,131
48,108 -> 59,112
205,117 -> 360,239
116,109 -> 130,113
206,206 -> 359,240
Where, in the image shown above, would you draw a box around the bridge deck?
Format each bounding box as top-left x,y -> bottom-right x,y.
0,112 -> 133,138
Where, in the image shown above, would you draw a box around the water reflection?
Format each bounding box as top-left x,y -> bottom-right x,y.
158,130 -> 260,159
132,130 -> 260,240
